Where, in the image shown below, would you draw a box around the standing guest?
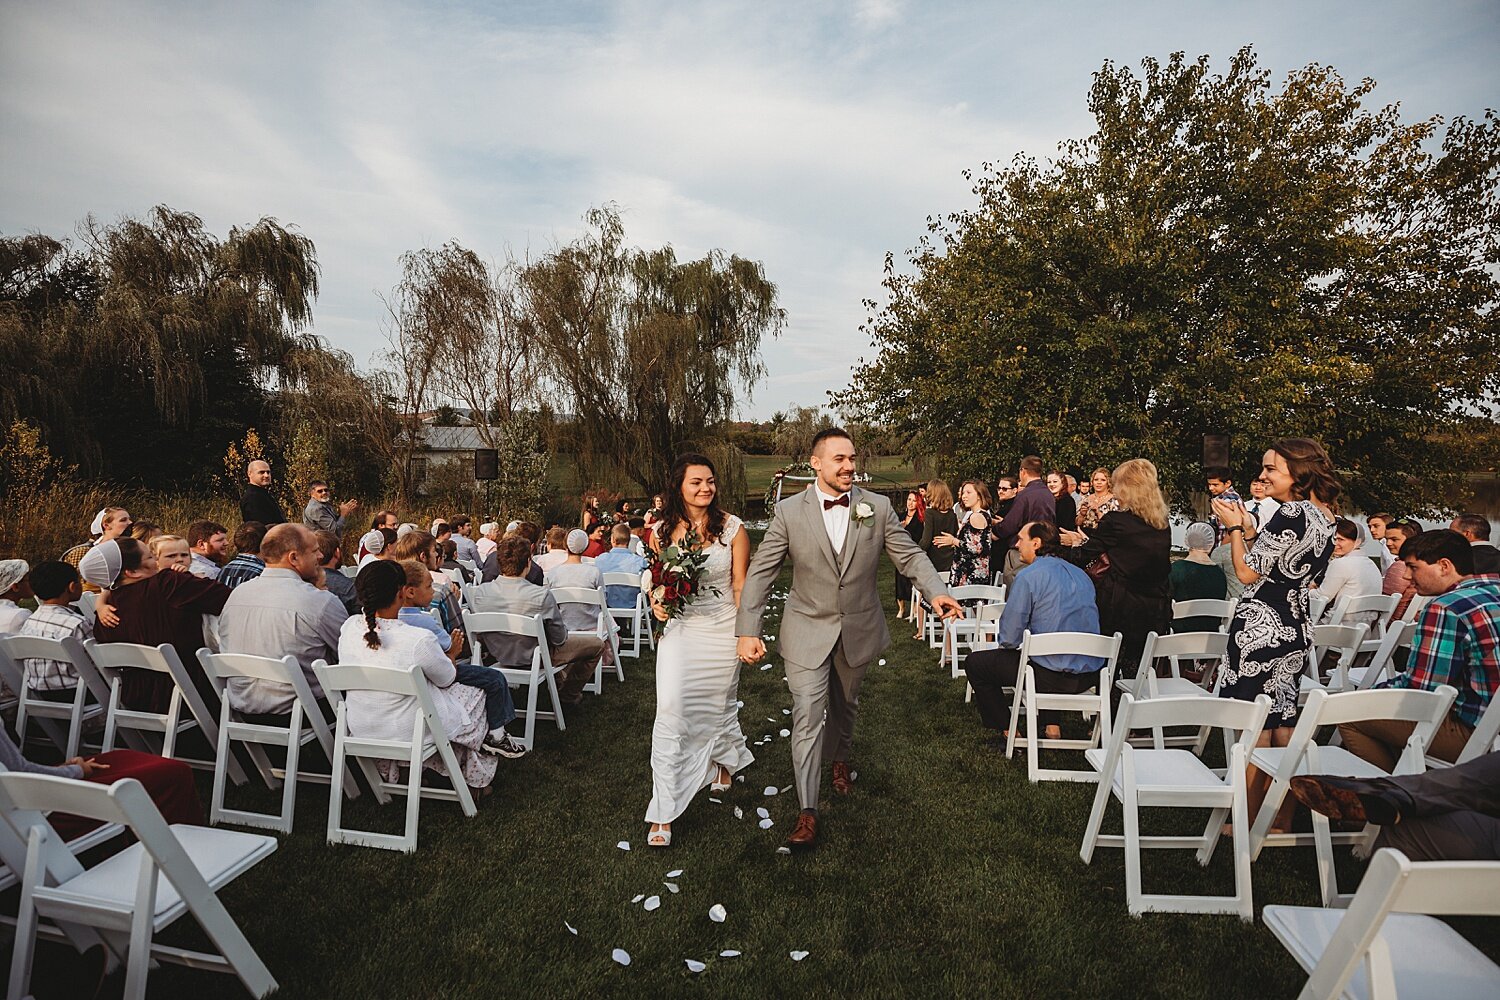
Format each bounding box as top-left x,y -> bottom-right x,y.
1077,468 -> 1120,531
615,498 -> 634,523
186,520 -> 228,578
239,460 -> 286,526
596,523 -> 651,610
1213,438 -> 1339,827
544,530 -> 607,632
1367,513 -> 1395,572
1244,478 -> 1276,527
933,480 -> 992,588
1340,530 -> 1498,769
1316,518 -> 1385,626
990,456 -> 1055,555
584,520 -> 612,559
1169,523 -> 1229,634
1451,513 -> 1500,576
894,490 -> 925,619
302,480 -> 358,535
315,529 -> 359,615
1072,474 -> 1087,498
581,496 -> 603,530
1206,466 -> 1246,600
149,534 -> 193,573
961,522 -> 1105,744
1381,518 -> 1422,619
339,561 -> 500,793
914,480 -> 958,640
1059,458 -> 1172,674
17,561 -> 92,696
82,538 -> 230,711
218,522 -> 269,590
217,524 -> 344,716
993,476 -> 1017,520
535,526 -> 571,574
359,510 -> 399,559
0,560 -> 32,633
1047,469 -> 1077,532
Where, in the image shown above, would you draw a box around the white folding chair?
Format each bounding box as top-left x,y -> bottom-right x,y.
1433,694 -> 1500,768
0,772 -> 278,1000
340,565 -> 359,579
1080,694 -> 1272,920
1124,630 -> 1231,750
1399,594 -> 1431,624
1005,630 -> 1122,782
551,586 -> 622,691
1324,593 -> 1400,650
603,571 -> 655,658
197,651 -> 375,834
1249,685 -> 1457,906
0,635 -> 100,758
455,558 -> 479,585
1301,623 -> 1371,697
82,640 -> 248,786
1350,619 -> 1417,692
950,602 -> 1004,681
312,660 -> 478,853
1264,848 -> 1500,1000
1172,598 -> 1235,631
460,611 -> 566,751
77,591 -> 98,627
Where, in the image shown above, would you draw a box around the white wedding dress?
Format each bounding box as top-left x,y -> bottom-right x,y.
645,515 -> 754,824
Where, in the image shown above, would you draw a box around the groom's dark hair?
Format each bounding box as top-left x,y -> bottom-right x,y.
810,427 -> 853,455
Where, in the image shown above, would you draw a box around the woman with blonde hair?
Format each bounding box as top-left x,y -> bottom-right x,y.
1078,467 -> 1120,531
914,480 -> 958,639
1060,458 -> 1172,673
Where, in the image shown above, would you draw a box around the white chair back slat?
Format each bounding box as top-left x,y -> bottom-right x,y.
1006,630 -> 1123,782
461,611 -> 565,750
0,634 -> 102,758
602,572 -> 654,660
1171,598 -> 1236,626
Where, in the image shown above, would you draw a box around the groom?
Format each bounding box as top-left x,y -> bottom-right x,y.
737,428 -> 961,850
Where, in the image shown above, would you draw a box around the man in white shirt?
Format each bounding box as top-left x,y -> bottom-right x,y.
534,526 -> 571,574
217,524 -> 346,717
187,519 -> 228,579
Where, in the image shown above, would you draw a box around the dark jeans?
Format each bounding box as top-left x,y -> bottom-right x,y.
455,661 -> 517,730
964,646 -> 1101,731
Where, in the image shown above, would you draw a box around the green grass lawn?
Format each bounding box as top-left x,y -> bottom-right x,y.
29,534 -> 1498,998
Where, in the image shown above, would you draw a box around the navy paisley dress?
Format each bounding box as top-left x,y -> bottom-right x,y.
1218,500 -> 1335,729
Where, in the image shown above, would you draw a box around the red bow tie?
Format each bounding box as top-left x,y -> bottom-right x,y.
823,495 -> 849,510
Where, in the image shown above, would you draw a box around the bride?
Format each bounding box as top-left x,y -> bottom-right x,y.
646,453 -> 754,847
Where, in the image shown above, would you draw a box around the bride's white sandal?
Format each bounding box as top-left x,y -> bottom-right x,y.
648,823 -> 672,847
709,764 -> 733,793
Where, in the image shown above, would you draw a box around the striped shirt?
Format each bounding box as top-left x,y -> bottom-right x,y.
18,603 -> 93,691
1383,574 -> 1500,728
218,553 -> 266,590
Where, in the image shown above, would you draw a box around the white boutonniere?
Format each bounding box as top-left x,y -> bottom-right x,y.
852,501 -> 875,527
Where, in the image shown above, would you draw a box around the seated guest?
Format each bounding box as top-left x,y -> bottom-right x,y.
357,526 -> 395,568
438,539 -> 463,576
302,479 -> 358,534
1340,530 -> 1499,769
961,521 -> 1106,745
187,519 -> 228,579
1451,513 -> 1500,576
450,516 -> 494,579
82,538 -> 230,711
1316,517 -> 1385,625
1366,513 -> 1395,573
0,559 -> 32,633
315,529 -> 359,615
626,516 -> 648,556
596,523 -> 650,609
359,510 -> 399,559
339,561 -> 502,793
218,524 -> 345,717
507,523 -> 547,585
128,520 -> 163,544
62,507 -> 135,572
218,521 -> 269,590
468,536 -> 605,705
391,560 -> 526,758
149,534 -> 194,573
390,529 -> 461,632
476,522 -> 500,564
546,529 -> 608,635
583,521 -> 612,559
1169,522 -> 1228,634
1380,518 -> 1421,618
535,526 -> 571,573
17,561 -> 91,697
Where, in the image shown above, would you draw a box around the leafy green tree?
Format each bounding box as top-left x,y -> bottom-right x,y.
846,49 -> 1500,513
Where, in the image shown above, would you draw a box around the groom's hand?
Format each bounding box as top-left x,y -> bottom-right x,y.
737,636 -> 767,664
930,595 -> 964,621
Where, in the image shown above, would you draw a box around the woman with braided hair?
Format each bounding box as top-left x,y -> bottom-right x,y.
336,560 -> 498,793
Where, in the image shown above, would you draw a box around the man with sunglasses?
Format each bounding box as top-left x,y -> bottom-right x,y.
302,480 -> 360,536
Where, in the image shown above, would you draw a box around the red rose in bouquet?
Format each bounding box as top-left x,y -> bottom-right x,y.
647,528 -> 717,626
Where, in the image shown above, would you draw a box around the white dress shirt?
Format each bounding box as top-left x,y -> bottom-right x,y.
814,486 -> 851,554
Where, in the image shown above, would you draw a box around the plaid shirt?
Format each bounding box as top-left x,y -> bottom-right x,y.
218,553 -> 266,590
1383,574 -> 1500,728
18,603 -> 93,691
1208,488 -> 1243,547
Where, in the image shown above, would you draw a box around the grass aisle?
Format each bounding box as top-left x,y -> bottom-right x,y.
114,536 -> 1480,999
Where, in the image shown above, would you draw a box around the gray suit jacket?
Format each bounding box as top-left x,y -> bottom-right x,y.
736,486 -> 951,669
467,576 -> 568,667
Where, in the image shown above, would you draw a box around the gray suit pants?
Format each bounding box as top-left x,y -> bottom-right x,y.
785,640 -> 866,810
1371,751 -> 1500,862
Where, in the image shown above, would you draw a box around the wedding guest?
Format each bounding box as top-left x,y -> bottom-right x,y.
1450,513 -> 1500,576
315,529 -> 359,615
626,516 -> 649,555
1244,478 -> 1276,527
1047,469 -> 1077,532
17,561 -> 91,696
302,480 -> 358,535
535,526 -> 571,573
389,529 -> 461,632
476,522 -> 501,564
894,490 -> 925,618
1078,468 -> 1119,531
357,526 -> 396,568
1169,522 -> 1228,634
218,521 -> 268,590
584,521 -> 612,559
358,510 -> 399,559
83,537 -> 231,712
993,476 -> 1017,520
914,480 -> 958,640
128,520 -> 163,545
1367,513 -> 1395,572
61,507 -> 133,575
339,561 -> 500,794
1060,458 -> 1172,673
450,516 -> 496,580
1382,518 -> 1422,618
1315,518 -> 1385,626
187,520 -> 228,579
148,534 -> 193,573
1206,465 -> 1246,600
239,460 -> 286,526
0,560 -> 32,633
596,523 -> 650,610
933,480 -> 992,587
546,529 -> 608,631
507,522 -> 548,584
990,456 -> 1055,554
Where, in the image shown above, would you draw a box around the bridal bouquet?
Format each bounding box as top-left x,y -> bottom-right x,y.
646,528 -> 719,622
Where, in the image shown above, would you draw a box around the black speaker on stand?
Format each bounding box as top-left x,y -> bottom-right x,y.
1202,434 -> 1230,470
474,449 -> 498,480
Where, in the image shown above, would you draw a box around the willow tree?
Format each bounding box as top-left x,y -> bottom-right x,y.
521,206 -> 785,499
846,49 -> 1500,513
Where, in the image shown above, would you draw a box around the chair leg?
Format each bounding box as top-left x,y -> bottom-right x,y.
1122,760 -> 1143,915
9,830 -> 45,1000
126,848 -> 159,1000
1005,670 -> 1025,761
520,673 -> 539,750
279,720 -> 301,833
1026,675 -> 1042,783
401,727 -> 424,854
211,711 -> 232,827
327,707 -> 348,845
1079,762 -> 1114,863
545,666 -> 567,732
1230,779 -> 1254,922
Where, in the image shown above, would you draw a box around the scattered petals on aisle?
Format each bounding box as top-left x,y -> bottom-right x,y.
564,920 -> 578,935
617,841 -> 631,851
790,950 -> 810,962
763,785 -> 778,796
664,882 -> 680,893
644,895 -> 661,912
613,948 -> 631,966
666,869 -> 684,877
685,959 -> 706,973
709,904 -> 727,923
720,949 -> 741,958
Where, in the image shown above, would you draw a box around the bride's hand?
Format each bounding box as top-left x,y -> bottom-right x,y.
737,636 -> 766,664
651,601 -> 669,622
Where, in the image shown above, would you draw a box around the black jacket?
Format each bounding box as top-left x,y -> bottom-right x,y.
1061,508 -> 1171,669
991,479 -> 1056,550
239,484 -> 286,527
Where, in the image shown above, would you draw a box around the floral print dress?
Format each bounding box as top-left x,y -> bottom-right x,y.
948,508 -> 993,587
1218,500 -> 1336,729
1079,494 -> 1120,531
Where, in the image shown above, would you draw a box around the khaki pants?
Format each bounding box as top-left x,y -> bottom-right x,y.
551,635 -> 605,702
1338,713 -> 1473,772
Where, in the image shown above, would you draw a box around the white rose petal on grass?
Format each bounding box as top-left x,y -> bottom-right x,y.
733,806 -> 744,819
759,818 -> 774,829
720,949 -> 741,958
666,869 -> 684,878
664,882 -> 680,893
709,797 -> 722,804
644,895 -> 661,912
790,950 -> 810,962
756,807 -> 770,819
613,948 -> 631,966
878,659 -> 887,666
763,786 -> 778,796
760,663 -> 772,671
685,959 -> 706,974
709,904 -> 727,923
736,775 -> 745,783
631,894 -> 645,904
776,846 -> 792,855
779,729 -> 790,737
782,709 -> 791,715
617,841 -> 630,851
781,785 -> 792,794
564,921 -> 578,936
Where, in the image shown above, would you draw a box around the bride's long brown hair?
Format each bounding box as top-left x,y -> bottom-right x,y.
655,453 -> 729,547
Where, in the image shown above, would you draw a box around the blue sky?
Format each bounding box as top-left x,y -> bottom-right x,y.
2,0 -> 1496,417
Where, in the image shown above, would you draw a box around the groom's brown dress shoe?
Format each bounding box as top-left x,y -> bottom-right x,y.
831,761 -> 853,795
786,809 -> 818,850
